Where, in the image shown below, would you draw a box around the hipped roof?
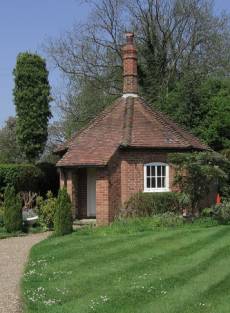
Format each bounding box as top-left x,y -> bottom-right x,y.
56,96 -> 209,167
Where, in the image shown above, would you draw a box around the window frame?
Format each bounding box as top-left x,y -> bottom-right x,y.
144,162 -> 170,192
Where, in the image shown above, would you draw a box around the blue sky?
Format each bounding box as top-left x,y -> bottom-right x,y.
0,0 -> 90,126
0,0 -> 230,127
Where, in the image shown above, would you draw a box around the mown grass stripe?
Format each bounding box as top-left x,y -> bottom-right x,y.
22,225 -> 230,313
73,229 -> 230,312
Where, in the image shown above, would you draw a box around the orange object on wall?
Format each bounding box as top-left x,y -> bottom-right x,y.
216,193 -> 221,204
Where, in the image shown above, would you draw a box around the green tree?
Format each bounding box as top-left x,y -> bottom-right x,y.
13,53 -> 52,162
54,188 -> 73,236
0,117 -> 25,163
196,79 -> 230,150
155,76 -> 230,151
4,185 -> 22,232
169,152 -> 230,213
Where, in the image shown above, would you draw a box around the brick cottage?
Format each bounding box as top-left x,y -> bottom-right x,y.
56,33 -> 211,226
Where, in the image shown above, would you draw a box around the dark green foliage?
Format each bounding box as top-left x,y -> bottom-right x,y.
13,53 -> 52,161
123,192 -> 180,217
155,77 -> 230,151
169,152 -> 230,213
214,202 -> 230,224
0,117 -> 25,163
4,185 -> 22,232
0,164 -> 44,193
0,193 -> 3,226
36,163 -> 59,196
0,163 -> 59,195
202,202 -> 230,225
0,207 -> 4,227
221,149 -> 230,161
54,188 -> 73,236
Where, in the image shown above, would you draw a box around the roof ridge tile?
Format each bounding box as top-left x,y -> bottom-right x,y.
121,97 -> 134,146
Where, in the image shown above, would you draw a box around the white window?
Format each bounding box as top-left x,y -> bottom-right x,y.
144,163 -> 169,192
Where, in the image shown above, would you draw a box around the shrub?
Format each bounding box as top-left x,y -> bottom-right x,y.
152,212 -> 183,227
177,192 -> 192,213
4,185 -> 22,232
0,206 -> 4,227
192,217 -> 219,227
36,191 -> 56,229
122,192 -> 180,217
54,188 -> 73,236
0,193 -> 4,226
213,201 -> 230,224
168,152 -> 229,213
201,207 -> 214,217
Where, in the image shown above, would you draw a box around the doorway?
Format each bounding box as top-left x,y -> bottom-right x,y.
87,168 -> 96,217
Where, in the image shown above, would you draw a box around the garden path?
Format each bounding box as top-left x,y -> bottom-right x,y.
0,232 -> 49,313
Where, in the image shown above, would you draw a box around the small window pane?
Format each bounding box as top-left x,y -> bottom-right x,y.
147,177 -> 151,188
157,166 -> 161,176
147,166 -> 150,176
151,166 -> 155,177
162,166 -> 166,176
151,177 -> 156,188
162,177 -> 165,188
157,177 -> 162,188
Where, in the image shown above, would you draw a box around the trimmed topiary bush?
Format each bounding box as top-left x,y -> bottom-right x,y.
0,163 -> 59,196
122,192 -> 180,217
0,164 -> 43,193
4,185 -> 22,232
54,188 -> 73,236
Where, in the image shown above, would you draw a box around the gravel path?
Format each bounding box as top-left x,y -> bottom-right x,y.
0,233 -> 49,313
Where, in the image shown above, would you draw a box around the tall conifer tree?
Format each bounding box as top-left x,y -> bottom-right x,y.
13,53 -> 51,162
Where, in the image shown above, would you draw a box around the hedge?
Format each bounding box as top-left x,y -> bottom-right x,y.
123,192 -> 180,217
0,163 -> 59,196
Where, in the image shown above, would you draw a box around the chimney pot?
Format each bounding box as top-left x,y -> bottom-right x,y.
125,32 -> 134,44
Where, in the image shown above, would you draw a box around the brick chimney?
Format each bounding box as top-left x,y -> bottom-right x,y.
122,32 -> 138,96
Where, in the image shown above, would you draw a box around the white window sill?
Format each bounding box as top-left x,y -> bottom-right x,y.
144,188 -> 170,193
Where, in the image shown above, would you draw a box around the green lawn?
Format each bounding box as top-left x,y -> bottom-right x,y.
22,221 -> 230,313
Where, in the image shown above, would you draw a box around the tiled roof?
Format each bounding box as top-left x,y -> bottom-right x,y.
56,96 -> 209,167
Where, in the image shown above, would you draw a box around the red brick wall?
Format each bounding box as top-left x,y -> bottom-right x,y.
119,150 -> 176,204
108,151 -> 122,221
96,168 -> 110,226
